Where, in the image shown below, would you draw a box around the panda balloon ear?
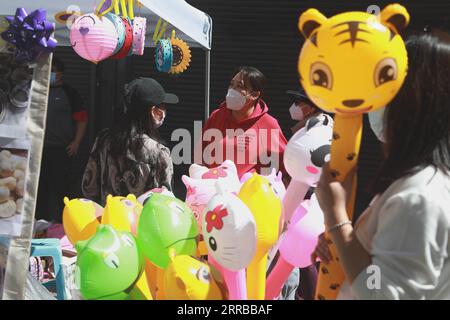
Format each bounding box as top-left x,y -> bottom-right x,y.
380,4 -> 410,35
298,9 -> 327,42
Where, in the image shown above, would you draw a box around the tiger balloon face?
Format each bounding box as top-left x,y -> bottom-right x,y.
298,4 -> 409,115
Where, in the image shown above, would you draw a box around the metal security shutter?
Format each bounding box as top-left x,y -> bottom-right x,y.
52,47 -> 96,198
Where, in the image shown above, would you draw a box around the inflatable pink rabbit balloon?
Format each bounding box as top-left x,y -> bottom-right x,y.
70,13 -> 118,63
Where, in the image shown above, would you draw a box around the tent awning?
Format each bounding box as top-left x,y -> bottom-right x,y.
0,0 -> 212,49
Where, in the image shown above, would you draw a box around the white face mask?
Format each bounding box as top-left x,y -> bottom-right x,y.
289,103 -> 304,121
368,107 -> 386,143
226,88 -> 247,110
152,109 -> 166,128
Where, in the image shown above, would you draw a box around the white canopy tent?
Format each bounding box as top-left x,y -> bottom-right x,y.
0,0 -> 213,117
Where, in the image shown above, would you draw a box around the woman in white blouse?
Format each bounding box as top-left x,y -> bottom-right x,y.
313,30 -> 450,300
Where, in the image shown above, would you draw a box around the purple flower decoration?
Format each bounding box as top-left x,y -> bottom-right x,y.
1,8 -> 58,63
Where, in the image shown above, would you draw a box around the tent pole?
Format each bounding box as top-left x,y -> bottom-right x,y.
205,49 -> 211,121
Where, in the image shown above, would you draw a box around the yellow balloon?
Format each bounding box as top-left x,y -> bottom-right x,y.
62,197 -> 103,245
238,173 -> 281,300
101,194 -> 142,234
164,250 -> 227,300
297,5 -> 409,115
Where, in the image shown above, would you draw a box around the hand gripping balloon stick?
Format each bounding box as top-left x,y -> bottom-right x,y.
238,174 -> 282,300
266,195 -> 324,299
203,182 -> 257,300
297,4 -> 409,299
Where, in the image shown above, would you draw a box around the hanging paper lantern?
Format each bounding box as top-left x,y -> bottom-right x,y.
104,13 -> 126,55
70,13 -> 118,63
132,17 -> 147,56
155,39 -> 173,72
169,36 -> 191,74
1,8 -> 57,63
111,17 -> 133,60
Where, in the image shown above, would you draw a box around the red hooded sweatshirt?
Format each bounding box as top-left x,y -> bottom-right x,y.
201,100 -> 288,179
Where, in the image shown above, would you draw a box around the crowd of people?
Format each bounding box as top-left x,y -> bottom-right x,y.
35,29 -> 450,299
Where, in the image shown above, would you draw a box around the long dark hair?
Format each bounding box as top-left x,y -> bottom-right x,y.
373,30 -> 450,194
95,94 -> 161,163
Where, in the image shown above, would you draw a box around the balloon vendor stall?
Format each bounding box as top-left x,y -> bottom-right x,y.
0,1 -> 414,302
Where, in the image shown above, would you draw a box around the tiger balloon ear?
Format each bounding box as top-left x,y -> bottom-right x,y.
298,9 -> 327,41
380,4 -> 410,34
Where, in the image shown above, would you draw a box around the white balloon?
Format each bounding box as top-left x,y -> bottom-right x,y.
284,124 -> 333,185
202,184 -> 257,271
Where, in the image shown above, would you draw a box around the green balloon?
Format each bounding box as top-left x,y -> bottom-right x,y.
137,193 -> 199,269
75,224 -> 143,300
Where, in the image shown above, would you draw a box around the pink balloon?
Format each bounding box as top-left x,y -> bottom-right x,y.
279,196 -> 325,268
182,161 -> 241,232
265,255 -> 294,300
209,256 -> 247,300
70,13 -> 118,63
282,180 -> 309,223
266,196 -> 324,299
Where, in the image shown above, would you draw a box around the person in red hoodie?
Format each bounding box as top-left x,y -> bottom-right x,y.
200,66 -> 288,179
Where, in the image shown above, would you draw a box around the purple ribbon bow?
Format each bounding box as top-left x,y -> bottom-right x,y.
1,8 -> 58,63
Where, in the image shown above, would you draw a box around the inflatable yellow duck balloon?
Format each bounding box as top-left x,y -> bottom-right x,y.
62,197 -> 102,244
101,194 -> 142,234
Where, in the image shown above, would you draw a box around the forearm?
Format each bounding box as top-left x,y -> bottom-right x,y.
73,121 -> 87,144
326,209 -> 372,284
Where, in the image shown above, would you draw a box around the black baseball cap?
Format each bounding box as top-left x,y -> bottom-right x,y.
125,77 -> 179,109
286,88 -> 313,104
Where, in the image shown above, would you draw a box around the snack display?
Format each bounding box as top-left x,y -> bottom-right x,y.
0,148 -> 27,219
